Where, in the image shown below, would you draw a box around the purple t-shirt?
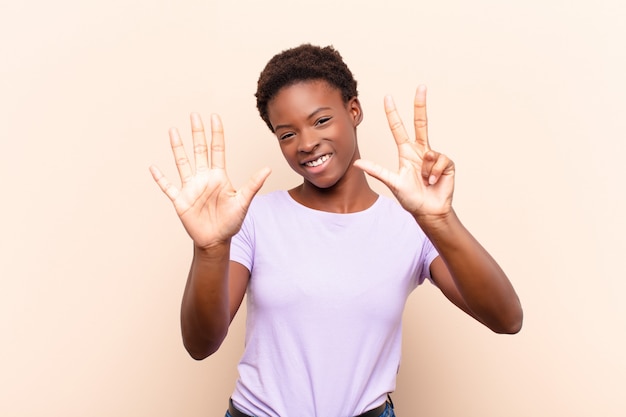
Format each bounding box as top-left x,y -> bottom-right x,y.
230,191 -> 438,417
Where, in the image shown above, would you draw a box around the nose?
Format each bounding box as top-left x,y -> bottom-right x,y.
297,129 -> 320,153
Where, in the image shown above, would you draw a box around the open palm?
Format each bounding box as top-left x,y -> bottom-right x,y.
150,113 -> 270,248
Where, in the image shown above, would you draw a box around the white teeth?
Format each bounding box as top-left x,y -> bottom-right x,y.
305,154 -> 330,167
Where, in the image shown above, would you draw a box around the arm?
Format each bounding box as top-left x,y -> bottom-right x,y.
425,215 -> 522,334
354,86 -> 522,334
150,113 -> 270,359
181,247 -> 251,358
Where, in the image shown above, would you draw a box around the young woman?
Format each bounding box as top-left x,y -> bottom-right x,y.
150,44 -> 522,417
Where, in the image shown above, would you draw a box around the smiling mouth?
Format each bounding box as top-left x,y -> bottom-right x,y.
304,154 -> 332,167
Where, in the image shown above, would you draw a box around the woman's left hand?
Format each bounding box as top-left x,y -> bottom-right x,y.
354,85 -> 455,220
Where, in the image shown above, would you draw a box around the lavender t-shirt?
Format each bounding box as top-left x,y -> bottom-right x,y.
230,191 -> 438,417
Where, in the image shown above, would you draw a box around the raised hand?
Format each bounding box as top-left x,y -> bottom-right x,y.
149,113 -> 271,248
354,85 -> 454,219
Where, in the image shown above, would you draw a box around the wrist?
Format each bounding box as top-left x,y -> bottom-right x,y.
193,239 -> 231,260
413,208 -> 459,234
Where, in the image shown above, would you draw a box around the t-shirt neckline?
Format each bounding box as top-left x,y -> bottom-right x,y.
280,189 -> 382,216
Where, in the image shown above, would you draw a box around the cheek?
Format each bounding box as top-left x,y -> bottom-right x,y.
279,143 -> 300,168
340,128 -> 358,154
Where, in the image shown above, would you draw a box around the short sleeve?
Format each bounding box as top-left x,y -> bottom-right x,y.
417,236 -> 439,286
230,212 -> 255,271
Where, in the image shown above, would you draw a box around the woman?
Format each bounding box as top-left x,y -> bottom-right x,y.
149,44 -> 522,417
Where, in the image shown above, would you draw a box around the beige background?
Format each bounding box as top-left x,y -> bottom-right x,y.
1,0 -> 625,416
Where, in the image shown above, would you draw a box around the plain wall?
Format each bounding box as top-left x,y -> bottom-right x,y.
1,0 -> 625,416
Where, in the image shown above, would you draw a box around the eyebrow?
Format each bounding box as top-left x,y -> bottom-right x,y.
272,107 -> 332,131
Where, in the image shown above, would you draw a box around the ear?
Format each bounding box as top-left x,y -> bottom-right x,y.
348,97 -> 363,126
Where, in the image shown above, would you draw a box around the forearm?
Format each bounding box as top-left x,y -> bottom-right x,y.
180,241 -> 231,359
417,210 -> 523,334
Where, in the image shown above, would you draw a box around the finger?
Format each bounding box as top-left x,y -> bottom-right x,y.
169,127 -> 193,184
238,167 -> 272,206
210,114 -> 226,170
414,85 -> 430,152
384,95 -> 412,146
422,151 -> 453,185
354,159 -> 399,192
190,112 -> 209,171
149,165 -> 181,201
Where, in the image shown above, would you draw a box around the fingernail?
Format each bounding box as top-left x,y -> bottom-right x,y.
429,175 -> 437,185
191,112 -> 201,125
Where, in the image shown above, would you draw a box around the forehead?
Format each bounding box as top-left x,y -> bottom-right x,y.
267,80 -> 344,125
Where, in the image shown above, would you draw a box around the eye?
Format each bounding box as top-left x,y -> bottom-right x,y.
315,116 -> 331,126
279,132 -> 295,141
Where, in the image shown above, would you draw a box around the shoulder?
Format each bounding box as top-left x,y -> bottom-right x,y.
375,195 -> 420,224
248,190 -> 290,212
375,194 -> 407,212
243,190 -> 299,228
373,195 -> 433,247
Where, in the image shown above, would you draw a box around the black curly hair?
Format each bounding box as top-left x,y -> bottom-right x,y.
255,44 -> 358,132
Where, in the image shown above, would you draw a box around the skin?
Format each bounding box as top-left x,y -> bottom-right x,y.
269,80 -> 377,213
149,81 -> 523,360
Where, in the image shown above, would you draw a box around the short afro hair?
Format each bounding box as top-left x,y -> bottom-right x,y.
255,44 -> 358,132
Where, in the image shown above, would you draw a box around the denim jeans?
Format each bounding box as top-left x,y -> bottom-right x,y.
224,401 -> 396,417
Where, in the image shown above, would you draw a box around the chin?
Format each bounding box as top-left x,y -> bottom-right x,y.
305,177 -> 340,190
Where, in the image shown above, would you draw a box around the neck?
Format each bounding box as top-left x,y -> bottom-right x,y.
289,170 -> 378,214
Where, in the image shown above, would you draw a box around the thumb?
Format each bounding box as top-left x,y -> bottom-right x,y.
354,159 -> 396,190
238,166 -> 272,205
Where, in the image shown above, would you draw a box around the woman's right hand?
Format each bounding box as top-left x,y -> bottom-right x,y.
149,113 -> 271,249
